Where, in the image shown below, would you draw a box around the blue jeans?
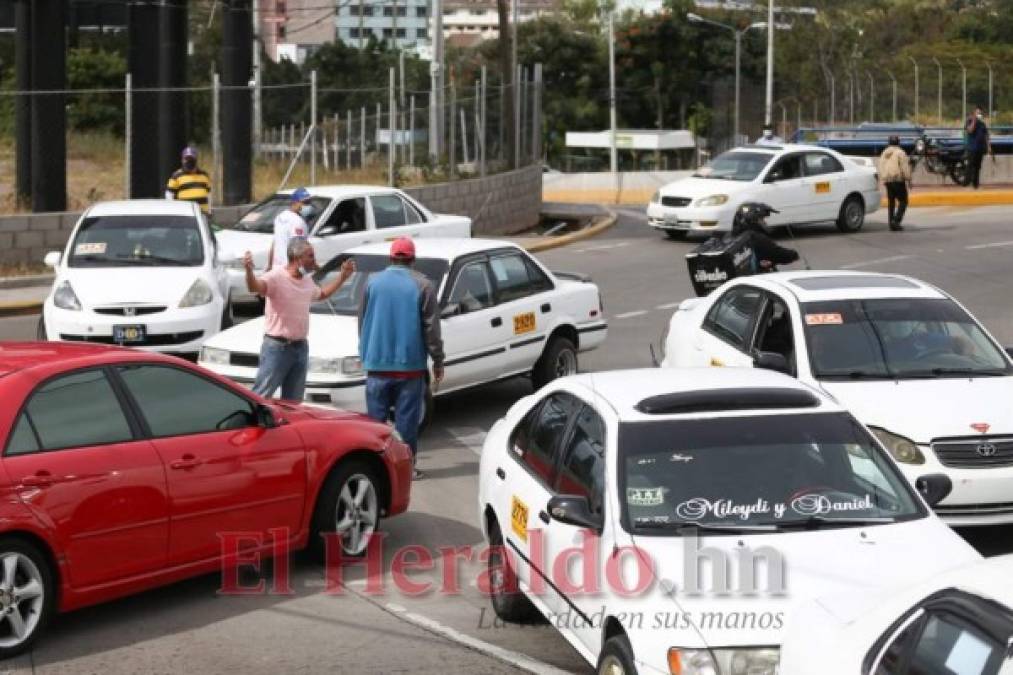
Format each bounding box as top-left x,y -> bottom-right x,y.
365,375 -> 425,458
252,337 -> 309,401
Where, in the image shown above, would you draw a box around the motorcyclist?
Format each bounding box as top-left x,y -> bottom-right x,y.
730,202 -> 799,272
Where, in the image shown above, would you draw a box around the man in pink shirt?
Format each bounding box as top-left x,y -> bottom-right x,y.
244,237 -> 354,400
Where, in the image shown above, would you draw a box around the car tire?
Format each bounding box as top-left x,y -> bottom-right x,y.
0,538 -> 56,660
310,460 -> 381,560
597,634 -> 639,675
532,335 -> 578,390
664,230 -> 685,241
487,520 -> 541,623
36,317 -> 47,341
836,195 -> 865,233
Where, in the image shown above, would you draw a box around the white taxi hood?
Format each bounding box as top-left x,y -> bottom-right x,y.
204,311 -> 360,359
629,517 -> 979,648
61,267 -> 208,308
659,176 -> 757,199
819,377 -> 1013,444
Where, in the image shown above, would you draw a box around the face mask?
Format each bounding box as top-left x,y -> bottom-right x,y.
182,159 -> 196,171
977,113 -> 983,120
300,204 -> 315,219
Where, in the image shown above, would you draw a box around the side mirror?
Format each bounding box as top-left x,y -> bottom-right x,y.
256,404 -> 279,429
441,303 -> 461,319
44,251 -> 62,268
915,473 -> 953,508
546,495 -> 603,532
754,350 -> 791,375
316,224 -> 339,237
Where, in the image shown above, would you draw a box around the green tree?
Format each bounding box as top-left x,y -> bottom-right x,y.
66,48 -> 127,134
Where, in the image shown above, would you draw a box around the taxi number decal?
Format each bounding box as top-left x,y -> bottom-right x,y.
510,496 -> 529,542
805,312 -> 843,326
710,357 -> 725,367
814,182 -> 831,194
513,312 -> 536,335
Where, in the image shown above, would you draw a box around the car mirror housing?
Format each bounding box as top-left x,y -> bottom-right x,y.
256,404 -> 279,429
753,350 -> 791,375
316,224 -> 339,237
44,251 -> 62,268
915,473 -> 953,508
547,495 -> 603,532
441,303 -> 461,319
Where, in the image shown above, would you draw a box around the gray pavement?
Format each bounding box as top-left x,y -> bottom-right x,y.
3,204 -> 1013,672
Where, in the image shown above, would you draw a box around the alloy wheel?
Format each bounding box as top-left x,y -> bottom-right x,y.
0,553 -> 45,649
333,474 -> 379,556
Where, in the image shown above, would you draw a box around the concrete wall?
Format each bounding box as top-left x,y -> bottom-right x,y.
0,165 -> 543,265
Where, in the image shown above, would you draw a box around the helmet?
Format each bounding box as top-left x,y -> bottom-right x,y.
732,202 -> 779,235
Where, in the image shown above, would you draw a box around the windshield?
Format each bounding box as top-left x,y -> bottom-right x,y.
802,298 -> 1011,380
229,194 -> 331,233
692,151 -> 774,181
310,254 -> 448,316
620,413 -> 923,534
68,215 -> 204,267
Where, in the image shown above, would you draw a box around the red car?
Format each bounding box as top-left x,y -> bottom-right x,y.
0,342 -> 412,657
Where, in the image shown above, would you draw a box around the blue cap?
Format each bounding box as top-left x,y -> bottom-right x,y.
291,187 -> 311,203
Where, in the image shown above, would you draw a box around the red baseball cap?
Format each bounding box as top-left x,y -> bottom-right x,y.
390,237 -> 415,260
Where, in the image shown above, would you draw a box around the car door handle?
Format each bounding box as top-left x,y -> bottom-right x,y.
21,472 -> 52,488
538,510 -> 551,524
540,303 -> 551,313
496,467 -> 506,480
170,455 -> 204,470
491,317 -> 502,327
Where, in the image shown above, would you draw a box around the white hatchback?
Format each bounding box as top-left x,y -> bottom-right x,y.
41,199 -> 231,355
661,271 -> 1013,526
477,367 -> 979,675
645,144 -> 880,237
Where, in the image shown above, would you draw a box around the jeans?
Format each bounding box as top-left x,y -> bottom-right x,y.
252,337 -> 309,401
885,181 -> 908,226
365,375 -> 425,458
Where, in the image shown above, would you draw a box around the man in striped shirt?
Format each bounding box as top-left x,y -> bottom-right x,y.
165,146 -> 212,214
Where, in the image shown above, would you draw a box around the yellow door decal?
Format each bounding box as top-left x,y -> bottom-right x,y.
513,312 -> 536,335
710,357 -> 725,367
814,182 -> 831,194
510,496 -> 529,542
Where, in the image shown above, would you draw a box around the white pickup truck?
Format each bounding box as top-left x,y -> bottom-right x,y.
216,185 -> 472,303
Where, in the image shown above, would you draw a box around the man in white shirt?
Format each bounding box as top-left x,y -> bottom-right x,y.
754,124 -> 784,146
267,187 -> 314,271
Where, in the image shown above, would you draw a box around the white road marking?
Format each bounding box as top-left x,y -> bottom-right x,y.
575,241 -> 631,253
655,302 -> 682,310
965,240 -> 1013,250
840,254 -> 913,269
614,310 -> 648,319
447,426 -> 488,457
384,604 -> 573,675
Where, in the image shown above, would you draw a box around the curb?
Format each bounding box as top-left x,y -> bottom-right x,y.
546,190 -> 1013,208
522,209 -> 619,253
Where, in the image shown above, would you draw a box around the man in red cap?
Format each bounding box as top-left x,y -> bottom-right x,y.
358,237 -> 444,479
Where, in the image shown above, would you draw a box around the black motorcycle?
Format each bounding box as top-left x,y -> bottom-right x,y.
909,134 -> 969,186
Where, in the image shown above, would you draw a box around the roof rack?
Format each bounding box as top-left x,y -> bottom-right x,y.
635,387 -> 820,415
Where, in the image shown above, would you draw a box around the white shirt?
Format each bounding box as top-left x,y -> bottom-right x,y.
272,209 -> 309,267
754,135 -> 784,146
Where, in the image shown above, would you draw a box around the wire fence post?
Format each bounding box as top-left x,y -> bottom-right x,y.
480,66 -> 487,178
461,107 -> 469,165
333,112 -> 340,170
519,66 -> 527,163
212,71 -> 221,208
409,94 -> 415,167
389,67 -> 395,186
360,106 -> 366,169
124,73 -> 132,199
473,80 -> 480,168
449,74 -> 456,180
514,64 -> 522,169
310,70 -> 317,185
346,109 -> 352,170
533,63 -> 542,164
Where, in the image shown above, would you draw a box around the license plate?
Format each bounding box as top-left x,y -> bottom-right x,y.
513,312 -> 536,335
814,181 -> 831,194
511,496 -> 529,542
113,324 -> 146,343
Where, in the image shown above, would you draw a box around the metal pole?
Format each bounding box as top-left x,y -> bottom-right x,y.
409,95 -> 415,167
253,0 -> 262,154
212,72 -> 221,208
533,62 -> 542,163
867,71 -> 874,122
511,0 -> 519,166
932,57 -> 942,122
360,106 -> 366,168
988,63 -> 994,117
764,0 -> 775,126
609,10 -> 617,173
480,66 -> 487,178
389,67 -> 395,186
514,63 -> 522,169
449,73 -> 456,179
796,99 -> 801,135
887,71 -> 897,122
347,110 -> 352,169
474,80 -> 480,164
431,0 -> 444,160
125,73 -> 132,198
829,72 -> 835,126
957,58 -> 966,122
849,69 -> 854,125
460,107 -> 469,164
310,70 -> 317,184
734,30 -> 742,142
399,49 -> 406,162
908,57 -> 919,120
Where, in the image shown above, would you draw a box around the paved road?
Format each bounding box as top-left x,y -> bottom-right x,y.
3,205 -> 1013,673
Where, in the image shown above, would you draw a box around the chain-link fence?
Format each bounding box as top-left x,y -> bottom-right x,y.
0,65 -> 544,215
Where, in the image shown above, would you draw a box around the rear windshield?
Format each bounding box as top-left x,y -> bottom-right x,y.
68,215 -> 204,267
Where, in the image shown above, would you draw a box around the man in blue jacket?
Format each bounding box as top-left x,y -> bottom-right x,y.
358,237 -> 445,479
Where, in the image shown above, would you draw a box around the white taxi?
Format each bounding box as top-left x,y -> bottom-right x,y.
646,144 -> 880,237
216,186 -> 471,303
477,367 -> 979,675
199,239 -> 607,417
40,199 -> 231,355
661,271 -> 1013,526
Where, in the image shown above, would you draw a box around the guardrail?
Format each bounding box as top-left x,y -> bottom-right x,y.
791,125 -> 1013,156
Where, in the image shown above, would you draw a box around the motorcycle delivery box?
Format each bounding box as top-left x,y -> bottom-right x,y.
685,232 -> 756,296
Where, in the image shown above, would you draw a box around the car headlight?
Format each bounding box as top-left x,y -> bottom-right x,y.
200,346 -> 229,366
342,356 -> 364,376
651,190 -> 661,204
668,647 -> 779,675
870,427 -> 925,465
695,194 -> 729,207
180,278 -> 214,307
308,357 -> 342,375
53,280 -> 82,311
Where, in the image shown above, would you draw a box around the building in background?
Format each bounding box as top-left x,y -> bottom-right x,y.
437,0 -> 558,42
261,0 -> 335,64
335,0 -> 431,51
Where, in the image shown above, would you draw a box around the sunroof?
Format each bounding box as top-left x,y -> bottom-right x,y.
635,387 -> 820,415
789,275 -> 919,291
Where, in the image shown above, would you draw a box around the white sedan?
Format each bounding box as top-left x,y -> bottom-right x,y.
216,185 -> 471,303
40,199 -> 231,355
661,271 -> 1013,526
780,554 -> 1013,675
646,144 -> 880,237
199,239 -> 607,417
477,367 -> 979,675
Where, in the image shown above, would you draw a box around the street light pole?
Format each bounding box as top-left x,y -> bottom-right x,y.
608,8 -> 617,174
932,56 -> 942,122
957,58 -> 966,122
765,0 -> 775,126
987,62 -> 994,117
734,30 -> 742,142
866,71 -> 874,122
887,70 -> 897,122
848,67 -> 855,125
908,57 -> 919,120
